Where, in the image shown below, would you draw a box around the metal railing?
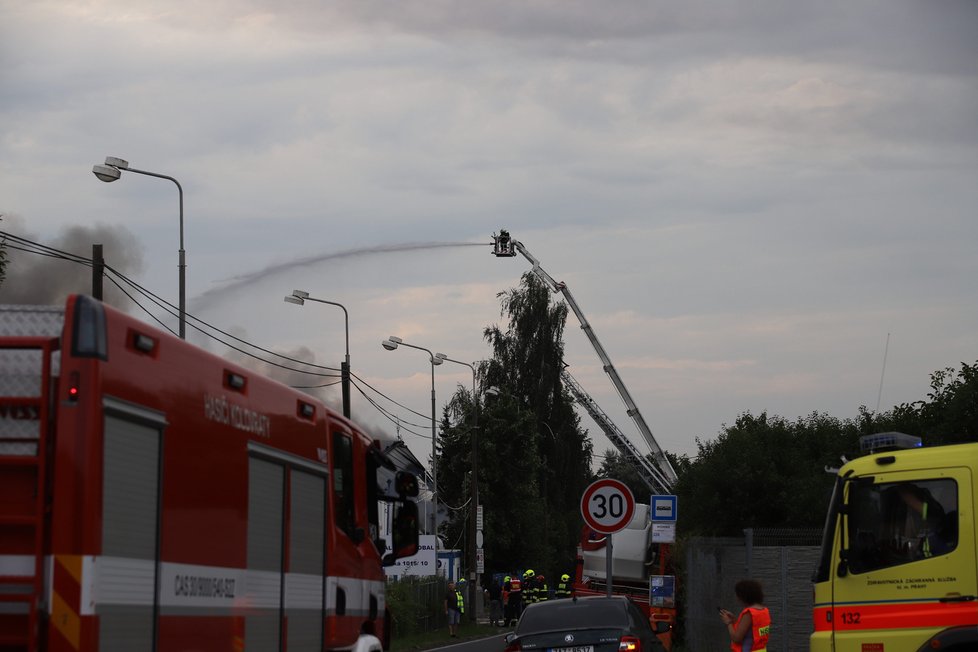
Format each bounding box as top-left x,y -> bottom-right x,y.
386,576 -> 449,637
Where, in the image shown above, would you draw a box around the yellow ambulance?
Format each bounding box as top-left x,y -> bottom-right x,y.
811,432 -> 977,651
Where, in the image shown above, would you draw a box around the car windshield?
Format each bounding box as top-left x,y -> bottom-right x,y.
518,600 -> 627,633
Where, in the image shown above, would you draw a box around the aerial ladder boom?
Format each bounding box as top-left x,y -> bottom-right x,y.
492,230 -> 678,488
561,369 -> 673,494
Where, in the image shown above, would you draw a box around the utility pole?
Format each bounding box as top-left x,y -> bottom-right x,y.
92,244 -> 104,300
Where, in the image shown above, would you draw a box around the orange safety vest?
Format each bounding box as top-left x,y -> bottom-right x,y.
730,606 -> 770,652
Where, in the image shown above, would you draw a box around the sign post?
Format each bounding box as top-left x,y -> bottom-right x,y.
580,479 -> 636,597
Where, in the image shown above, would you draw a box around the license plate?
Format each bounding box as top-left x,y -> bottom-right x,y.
551,646 -> 594,652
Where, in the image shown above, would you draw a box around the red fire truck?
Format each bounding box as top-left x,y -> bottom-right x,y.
0,295 -> 419,652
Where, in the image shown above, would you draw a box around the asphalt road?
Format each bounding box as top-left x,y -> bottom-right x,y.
425,632 -> 509,652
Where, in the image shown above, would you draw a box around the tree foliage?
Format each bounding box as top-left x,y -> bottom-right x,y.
672,411 -> 859,536
897,362 -> 978,444
436,272 -> 594,580
595,450 -> 656,502
597,361 -> 978,537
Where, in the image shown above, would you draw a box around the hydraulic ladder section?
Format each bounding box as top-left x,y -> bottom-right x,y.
561,369 -> 673,494
0,336 -> 59,651
492,230 -> 678,488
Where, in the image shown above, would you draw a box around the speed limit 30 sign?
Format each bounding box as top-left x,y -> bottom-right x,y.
580,478 -> 635,534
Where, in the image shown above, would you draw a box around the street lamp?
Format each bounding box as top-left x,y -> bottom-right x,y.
382,336 -> 442,536
285,290 -> 351,418
92,156 -> 186,339
435,352 -> 480,620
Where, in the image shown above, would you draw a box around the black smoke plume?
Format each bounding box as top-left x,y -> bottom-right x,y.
0,215 -> 145,308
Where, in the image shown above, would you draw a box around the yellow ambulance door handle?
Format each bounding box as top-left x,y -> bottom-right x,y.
938,593 -> 976,603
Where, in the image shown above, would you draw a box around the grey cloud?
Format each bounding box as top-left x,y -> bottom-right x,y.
855,82 -> 978,149
20,0 -> 970,78
252,0 -> 978,76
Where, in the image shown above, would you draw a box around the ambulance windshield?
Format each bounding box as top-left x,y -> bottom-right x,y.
846,478 -> 958,573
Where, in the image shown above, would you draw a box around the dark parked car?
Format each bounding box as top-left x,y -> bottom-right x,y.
504,596 -> 669,652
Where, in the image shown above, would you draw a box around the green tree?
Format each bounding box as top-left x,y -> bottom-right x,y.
436,272 -> 594,580
910,362 -> 978,443
595,449 -> 656,502
852,361 -> 978,445
659,361 -> 978,537
671,411 -> 860,536
435,387 -> 544,574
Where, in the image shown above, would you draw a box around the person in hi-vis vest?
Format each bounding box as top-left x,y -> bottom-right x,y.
445,580 -> 465,638
719,579 -> 771,652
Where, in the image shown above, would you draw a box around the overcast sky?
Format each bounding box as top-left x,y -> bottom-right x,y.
2,1 -> 976,476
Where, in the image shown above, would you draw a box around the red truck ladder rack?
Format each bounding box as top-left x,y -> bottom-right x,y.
0,336 -> 59,651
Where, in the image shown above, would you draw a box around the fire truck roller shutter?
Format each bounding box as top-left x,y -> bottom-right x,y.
288,470 -> 327,649
247,457 -> 285,649
99,400 -> 165,652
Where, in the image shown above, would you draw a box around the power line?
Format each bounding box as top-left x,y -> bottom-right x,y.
290,380 -> 343,389
351,380 -> 432,439
1,231 -> 92,265
106,265 -> 340,373
350,370 -> 431,421
103,274 -> 178,336
0,230 -> 341,378
105,266 -> 340,379
2,231 -> 445,443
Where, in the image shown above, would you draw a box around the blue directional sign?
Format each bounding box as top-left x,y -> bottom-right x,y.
649,495 -> 677,522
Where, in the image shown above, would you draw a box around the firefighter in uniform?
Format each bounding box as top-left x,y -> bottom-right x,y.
504,573 -> 523,626
535,574 -> 549,601
555,573 -> 573,599
523,569 -> 536,604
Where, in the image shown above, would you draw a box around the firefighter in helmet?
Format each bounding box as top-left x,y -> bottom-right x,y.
535,574 -> 549,601
555,573 -> 573,599
523,569 -> 537,604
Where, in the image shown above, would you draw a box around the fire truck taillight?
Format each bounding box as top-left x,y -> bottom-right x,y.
67,371 -> 80,402
619,635 -> 641,652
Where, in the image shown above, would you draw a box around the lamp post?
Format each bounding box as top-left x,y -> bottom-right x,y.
92,156 -> 186,339
382,336 -> 442,536
285,290 -> 351,418
435,353 -> 479,620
